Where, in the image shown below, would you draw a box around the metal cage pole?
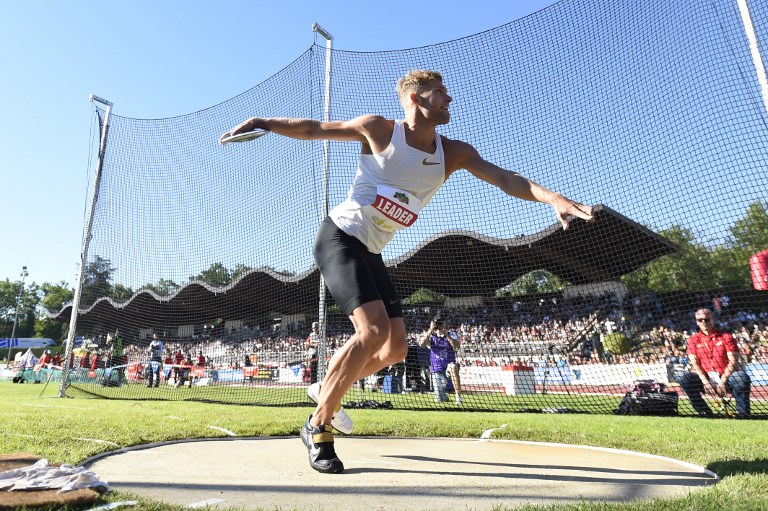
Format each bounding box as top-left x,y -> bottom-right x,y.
312,22 -> 333,381
737,0 -> 768,118
58,95 -> 113,398
5,266 -> 28,368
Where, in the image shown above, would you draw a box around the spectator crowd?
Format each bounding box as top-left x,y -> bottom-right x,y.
69,293 -> 768,388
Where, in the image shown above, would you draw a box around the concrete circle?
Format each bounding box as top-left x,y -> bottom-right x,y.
84,436 -> 717,510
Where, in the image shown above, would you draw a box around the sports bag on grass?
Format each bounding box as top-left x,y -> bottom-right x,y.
614,379 -> 678,416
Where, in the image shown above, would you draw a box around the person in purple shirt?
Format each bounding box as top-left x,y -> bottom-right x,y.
420,316 -> 463,404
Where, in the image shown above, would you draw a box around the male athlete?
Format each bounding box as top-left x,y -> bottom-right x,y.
221,70 -> 594,473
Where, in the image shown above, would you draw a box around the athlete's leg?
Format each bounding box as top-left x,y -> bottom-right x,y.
310,304 -> 407,427
350,316 -> 407,382
310,217 -> 407,426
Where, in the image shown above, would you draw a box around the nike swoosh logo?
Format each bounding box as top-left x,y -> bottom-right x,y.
389,299 -> 399,304
422,158 -> 441,166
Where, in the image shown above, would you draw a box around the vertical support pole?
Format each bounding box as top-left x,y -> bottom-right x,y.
6,267 -> 28,369
59,95 -> 113,397
737,0 -> 768,118
312,23 -> 333,381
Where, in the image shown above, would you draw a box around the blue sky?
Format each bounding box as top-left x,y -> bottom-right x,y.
0,0 -> 559,287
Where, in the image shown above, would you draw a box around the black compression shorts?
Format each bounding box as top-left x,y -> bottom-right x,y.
313,217 -> 403,318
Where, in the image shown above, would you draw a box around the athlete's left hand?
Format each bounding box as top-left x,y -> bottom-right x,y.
552,195 -> 594,230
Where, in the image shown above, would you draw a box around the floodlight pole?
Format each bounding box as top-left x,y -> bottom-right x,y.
58,95 -> 113,398
6,266 -> 28,369
312,22 -> 333,381
736,0 -> 768,118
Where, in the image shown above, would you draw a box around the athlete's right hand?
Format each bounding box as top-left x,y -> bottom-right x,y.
219,118 -> 258,146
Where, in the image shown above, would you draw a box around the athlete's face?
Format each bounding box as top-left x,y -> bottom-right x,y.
418,80 -> 452,124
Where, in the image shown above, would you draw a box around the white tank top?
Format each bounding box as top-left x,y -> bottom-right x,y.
329,120 -> 446,253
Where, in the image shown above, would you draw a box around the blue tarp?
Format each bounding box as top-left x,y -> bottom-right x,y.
0,338 -> 56,349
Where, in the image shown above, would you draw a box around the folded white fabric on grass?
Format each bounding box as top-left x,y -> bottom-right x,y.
0,458 -> 108,493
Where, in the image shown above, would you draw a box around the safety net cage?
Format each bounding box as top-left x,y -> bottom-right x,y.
49,0 -> 768,418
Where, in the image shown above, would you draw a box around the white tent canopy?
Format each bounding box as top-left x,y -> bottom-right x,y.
15,348 -> 38,368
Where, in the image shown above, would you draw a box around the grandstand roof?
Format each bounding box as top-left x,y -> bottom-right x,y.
50,204 -> 675,330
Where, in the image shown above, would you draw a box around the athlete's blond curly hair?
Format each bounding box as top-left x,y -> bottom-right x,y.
397,69 -> 444,108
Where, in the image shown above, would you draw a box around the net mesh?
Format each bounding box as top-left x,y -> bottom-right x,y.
59,0 -> 768,417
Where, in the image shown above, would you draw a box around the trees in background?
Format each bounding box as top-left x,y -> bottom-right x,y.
498,270 -> 567,297
79,255 -> 115,308
0,279 -> 71,341
621,200 -> 768,295
35,282 -> 73,340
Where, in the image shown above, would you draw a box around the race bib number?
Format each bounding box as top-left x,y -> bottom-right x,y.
363,185 -> 423,233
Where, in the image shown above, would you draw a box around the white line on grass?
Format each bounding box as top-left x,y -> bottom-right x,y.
75,438 -> 122,448
185,499 -> 225,508
207,426 -> 237,436
86,500 -> 138,510
480,424 -> 508,439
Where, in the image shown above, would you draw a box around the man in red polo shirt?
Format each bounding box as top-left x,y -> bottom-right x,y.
678,309 -> 751,417
38,350 -> 52,368
173,349 -> 184,383
35,350 -> 53,384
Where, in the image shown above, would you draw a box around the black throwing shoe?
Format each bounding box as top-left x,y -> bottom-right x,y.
300,416 -> 344,474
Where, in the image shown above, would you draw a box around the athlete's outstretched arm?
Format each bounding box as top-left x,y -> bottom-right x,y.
448,140 -> 594,230
219,114 -> 386,145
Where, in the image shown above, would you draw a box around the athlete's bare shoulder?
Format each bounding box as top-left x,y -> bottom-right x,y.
356,115 -> 394,135
357,115 -> 395,154
355,114 -> 391,127
440,136 -> 479,174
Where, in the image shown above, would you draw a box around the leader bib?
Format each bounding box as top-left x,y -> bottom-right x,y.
363,185 -> 423,233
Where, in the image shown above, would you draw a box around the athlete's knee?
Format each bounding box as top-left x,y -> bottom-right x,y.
391,337 -> 408,362
386,318 -> 408,364
357,320 -> 391,348
364,327 -> 406,366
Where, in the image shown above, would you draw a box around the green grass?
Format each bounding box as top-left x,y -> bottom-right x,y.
63,379 -> 704,415
1,381 -> 767,511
